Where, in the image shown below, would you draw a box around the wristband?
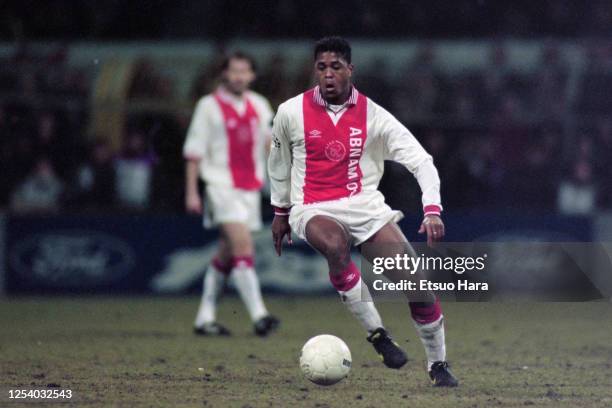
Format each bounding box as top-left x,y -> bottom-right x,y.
423,204 -> 442,216
273,206 -> 291,216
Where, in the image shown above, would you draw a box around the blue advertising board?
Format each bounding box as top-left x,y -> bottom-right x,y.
3,213 -> 595,295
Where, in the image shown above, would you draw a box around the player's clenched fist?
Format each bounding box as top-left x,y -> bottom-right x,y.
271,215 -> 292,256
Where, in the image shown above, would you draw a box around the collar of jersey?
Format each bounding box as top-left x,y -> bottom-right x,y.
313,85 -> 359,107
216,85 -> 248,104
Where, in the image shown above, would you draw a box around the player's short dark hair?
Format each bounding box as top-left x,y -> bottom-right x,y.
314,37 -> 351,64
221,51 -> 257,73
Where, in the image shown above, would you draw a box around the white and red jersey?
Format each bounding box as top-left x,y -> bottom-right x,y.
268,86 -> 442,214
183,86 -> 273,190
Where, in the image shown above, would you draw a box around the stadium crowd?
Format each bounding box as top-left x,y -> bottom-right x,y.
1,41 -> 612,216
2,0 -> 612,40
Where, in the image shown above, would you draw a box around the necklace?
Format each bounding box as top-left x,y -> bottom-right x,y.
327,102 -> 348,115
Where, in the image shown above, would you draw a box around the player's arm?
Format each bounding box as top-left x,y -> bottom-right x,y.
183,99 -> 210,215
267,104 -> 293,255
378,107 -> 444,246
185,159 -> 202,214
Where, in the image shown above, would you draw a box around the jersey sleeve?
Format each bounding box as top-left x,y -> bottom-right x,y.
377,105 -> 442,213
183,99 -> 211,160
267,103 -> 292,208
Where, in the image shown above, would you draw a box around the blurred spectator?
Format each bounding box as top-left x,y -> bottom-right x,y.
557,159 -> 596,215
33,111 -> 66,173
462,137 -> 505,209
4,108 -> 37,190
590,119 -> 612,208
532,44 -> 568,120
507,138 -> 558,211
356,57 -> 392,109
254,53 -> 292,110
114,130 -> 156,210
489,94 -> 529,172
393,45 -> 440,122
480,44 -> 512,115
480,43 -> 532,120
74,140 -> 116,211
449,75 -> 478,122
577,44 -> 612,115
10,157 -> 64,214
20,71 -> 38,98
0,105 -> 12,207
129,59 -> 174,100
190,47 -> 226,102
293,57 -> 316,97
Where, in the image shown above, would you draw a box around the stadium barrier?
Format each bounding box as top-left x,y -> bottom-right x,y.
4,213 -> 609,298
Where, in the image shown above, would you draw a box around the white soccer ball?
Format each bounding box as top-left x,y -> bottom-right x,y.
299,334 -> 352,386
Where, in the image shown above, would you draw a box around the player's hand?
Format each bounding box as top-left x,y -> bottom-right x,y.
272,215 -> 292,256
185,191 -> 203,215
418,214 -> 445,247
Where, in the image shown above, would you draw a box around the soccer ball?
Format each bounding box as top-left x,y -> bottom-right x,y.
299,334 -> 352,386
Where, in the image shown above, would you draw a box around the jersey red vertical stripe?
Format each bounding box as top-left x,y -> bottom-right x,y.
302,88 -> 368,204
214,94 -> 262,190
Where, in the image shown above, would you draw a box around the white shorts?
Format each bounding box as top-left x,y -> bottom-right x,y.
289,190 -> 404,245
204,185 -> 262,231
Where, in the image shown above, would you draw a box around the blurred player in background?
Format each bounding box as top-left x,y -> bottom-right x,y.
184,52 -> 279,337
268,37 -> 458,386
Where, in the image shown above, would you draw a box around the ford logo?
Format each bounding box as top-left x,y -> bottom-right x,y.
9,230 -> 135,288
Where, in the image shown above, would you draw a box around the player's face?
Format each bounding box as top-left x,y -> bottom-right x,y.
223,58 -> 255,95
314,51 -> 353,104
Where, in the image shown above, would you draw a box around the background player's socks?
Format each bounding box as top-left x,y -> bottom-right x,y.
410,299 -> 446,370
230,255 -> 269,322
332,262 -> 383,333
194,257 -> 231,327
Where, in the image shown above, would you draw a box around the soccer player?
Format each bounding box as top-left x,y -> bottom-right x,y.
268,37 -> 458,386
184,51 -> 279,337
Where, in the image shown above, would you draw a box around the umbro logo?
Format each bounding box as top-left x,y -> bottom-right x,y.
308,129 -> 322,138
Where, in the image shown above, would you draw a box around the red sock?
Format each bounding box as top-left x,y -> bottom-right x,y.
330,262 -> 361,292
212,257 -> 232,275
231,255 -> 254,269
409,297 -> 442,324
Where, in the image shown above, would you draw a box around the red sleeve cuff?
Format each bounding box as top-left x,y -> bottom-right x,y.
273,206 -> 291,216
423,204 -> 442,216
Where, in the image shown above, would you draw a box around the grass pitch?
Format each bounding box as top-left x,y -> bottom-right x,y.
1,296 -> 611,407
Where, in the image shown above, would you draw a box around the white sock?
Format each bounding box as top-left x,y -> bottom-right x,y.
338,277 -> 383,333
194,263 -> 226,327
231,260 -> 268,322
413,315 -> 446,370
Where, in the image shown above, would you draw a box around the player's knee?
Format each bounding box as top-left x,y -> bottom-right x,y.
227,237 -> 253,257
321,238 -> 351,268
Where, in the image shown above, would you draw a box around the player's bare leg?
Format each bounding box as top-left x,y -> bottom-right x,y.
363,222 -> 458,386
305,215 -> 407,368
194,236 -> 232,336
221,222 -> 279,336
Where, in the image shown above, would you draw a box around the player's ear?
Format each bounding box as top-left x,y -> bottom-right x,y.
347,63 -> 354,77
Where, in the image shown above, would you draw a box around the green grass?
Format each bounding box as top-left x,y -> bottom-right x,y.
1,296 -> 611,407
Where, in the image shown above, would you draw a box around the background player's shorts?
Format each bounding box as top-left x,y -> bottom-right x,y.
204,185 -> 262,231
289,190 -> 404,245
